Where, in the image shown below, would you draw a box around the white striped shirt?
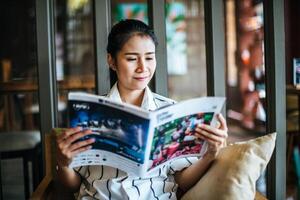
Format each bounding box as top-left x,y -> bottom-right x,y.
75,83 -> 198,200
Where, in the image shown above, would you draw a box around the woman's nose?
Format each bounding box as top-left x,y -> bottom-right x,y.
136,58 -> 146,72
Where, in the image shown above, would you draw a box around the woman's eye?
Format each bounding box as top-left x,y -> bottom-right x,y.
126,58 -> 136,61
146,57 -> 154,61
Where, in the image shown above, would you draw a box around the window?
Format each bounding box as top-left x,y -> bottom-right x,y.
54,0 -> 96,127
166,0 -> 206,101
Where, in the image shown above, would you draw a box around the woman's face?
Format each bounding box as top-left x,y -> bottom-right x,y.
110,35 -> 156,91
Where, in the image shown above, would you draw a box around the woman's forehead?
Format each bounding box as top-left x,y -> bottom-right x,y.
120,35 -> 156,52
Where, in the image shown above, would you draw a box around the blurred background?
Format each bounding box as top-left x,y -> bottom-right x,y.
0,0 -> 298,199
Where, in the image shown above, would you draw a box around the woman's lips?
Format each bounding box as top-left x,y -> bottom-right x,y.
134,76 -> 148,81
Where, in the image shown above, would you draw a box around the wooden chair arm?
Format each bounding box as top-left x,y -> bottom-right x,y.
30,174 -> 53,200
255,191 -> 267,200
30,174 -> 75,200
30,132 -> 75,199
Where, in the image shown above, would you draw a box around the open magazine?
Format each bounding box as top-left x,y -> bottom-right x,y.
67,92 -> 225,177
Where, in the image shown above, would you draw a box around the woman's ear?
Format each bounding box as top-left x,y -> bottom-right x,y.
107,54 -> 116,71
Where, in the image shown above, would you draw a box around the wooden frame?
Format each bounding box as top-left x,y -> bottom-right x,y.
204,1 -> 226,98
264,0 -> 286,199
36,0 -> 57,177
148,0 -> 168,96
94,0 -> 111,95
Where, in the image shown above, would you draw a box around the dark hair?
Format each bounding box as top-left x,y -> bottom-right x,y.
106,19 -> 158,59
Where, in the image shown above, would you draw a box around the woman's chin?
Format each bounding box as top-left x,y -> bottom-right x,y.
130,82 -> 149,90
132,80 -> 150,89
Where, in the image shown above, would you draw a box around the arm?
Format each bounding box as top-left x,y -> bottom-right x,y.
56,127 -> 95,192
175,114 -> 228,192
56,166 -> 81,193
174,154 -> 215,192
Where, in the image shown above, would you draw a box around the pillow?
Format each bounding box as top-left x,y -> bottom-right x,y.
181,133 -> 276,200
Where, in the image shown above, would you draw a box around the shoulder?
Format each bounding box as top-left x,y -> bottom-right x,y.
153,93 -> 176,108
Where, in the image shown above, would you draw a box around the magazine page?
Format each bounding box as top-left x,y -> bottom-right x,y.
67,92 -> 152,176
146,97 -> 225,173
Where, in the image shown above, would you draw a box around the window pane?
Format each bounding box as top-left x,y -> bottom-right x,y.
225,0 -> 266,134
111,0 -> 148,25
0,1 -> 40,132
166,0 -> 206,101
0,1 -> 41,199
225,0 -> 266,195
54,0 -> 96,127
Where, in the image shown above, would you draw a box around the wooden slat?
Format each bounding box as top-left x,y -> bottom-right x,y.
255,191 -> 268,200
30,175 -> 53,200
30,132 -> 55,199
0,76 -> 96,94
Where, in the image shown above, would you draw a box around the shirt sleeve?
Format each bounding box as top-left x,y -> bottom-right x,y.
168,157 -> 198,175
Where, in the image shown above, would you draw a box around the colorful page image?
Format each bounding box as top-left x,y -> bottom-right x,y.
69,100 -> 150,164
148,112 -> 214,170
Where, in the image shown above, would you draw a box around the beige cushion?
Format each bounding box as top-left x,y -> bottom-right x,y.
181,133 -> 276,200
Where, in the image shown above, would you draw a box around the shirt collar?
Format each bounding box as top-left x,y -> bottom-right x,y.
106,82 -> 157,111
106,82 -> 123,103
141,86 -> 157,111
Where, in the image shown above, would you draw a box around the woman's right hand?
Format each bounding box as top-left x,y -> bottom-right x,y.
56,127 -> 95,168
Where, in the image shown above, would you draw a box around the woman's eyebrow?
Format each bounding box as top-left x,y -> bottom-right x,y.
124,52 -> 139,55
145,52 -> 155,55
124,52 -> 155,55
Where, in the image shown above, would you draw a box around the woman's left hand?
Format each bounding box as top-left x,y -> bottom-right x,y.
195,113 -> 228,159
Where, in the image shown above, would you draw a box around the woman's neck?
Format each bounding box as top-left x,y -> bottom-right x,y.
117,84 -> 145,107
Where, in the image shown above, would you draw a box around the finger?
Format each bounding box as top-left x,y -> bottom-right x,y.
64,129 -> 93,147
199,136 -> 220,153
56,127 -> 82,143
217,113 -> 228,131
205,139 -> 219,148
208,136 -> 227,147
197,124 -> 227,138
194,132 -> 206,141
195,132 -> 222,144
70,145 -> 93,157
195,128 -> 224,143
69,137 -> 95,152
215,121 -> 221,129
57,129 -> 93,155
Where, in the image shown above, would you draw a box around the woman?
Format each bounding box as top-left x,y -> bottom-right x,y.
56,19 -> 228,200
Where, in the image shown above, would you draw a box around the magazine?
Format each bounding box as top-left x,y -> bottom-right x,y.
66,92 -> 225,177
